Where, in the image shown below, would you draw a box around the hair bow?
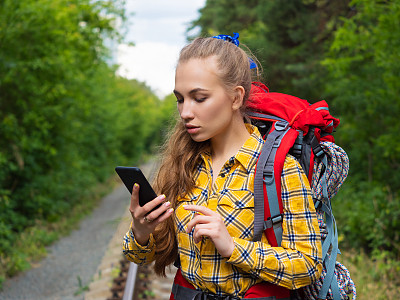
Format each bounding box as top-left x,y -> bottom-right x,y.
212,32 -> 257,69
212,32 -> 240,46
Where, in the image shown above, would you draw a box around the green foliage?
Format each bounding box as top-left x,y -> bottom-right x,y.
189,0 -> 351,100
0,0 -> 172,283
325,0 -> 400,262
323,0 -> 400,190
335,181 -> 400,254
157,93 -> 180,141
340,249 -> 400,299
189,0 -> 259,36
74,275 -> 90,296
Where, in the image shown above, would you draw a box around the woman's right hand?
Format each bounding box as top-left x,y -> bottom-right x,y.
129,183 -> 174,246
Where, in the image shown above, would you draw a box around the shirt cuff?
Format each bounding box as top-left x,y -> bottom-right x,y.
129,227 -> 155,252
226,237 -> 254,271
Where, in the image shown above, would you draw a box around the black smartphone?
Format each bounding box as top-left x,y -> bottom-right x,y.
115,166 -> 159,208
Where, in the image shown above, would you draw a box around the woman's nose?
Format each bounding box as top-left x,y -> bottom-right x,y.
179,100 -> 194,120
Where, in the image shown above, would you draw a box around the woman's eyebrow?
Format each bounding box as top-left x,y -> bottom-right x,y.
189,88 -> 208,94
173,88 -> 208,96
173,90 -> 182,96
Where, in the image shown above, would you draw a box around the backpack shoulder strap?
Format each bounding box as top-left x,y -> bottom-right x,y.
253,125 -> 285,244
253,118 -> 298,245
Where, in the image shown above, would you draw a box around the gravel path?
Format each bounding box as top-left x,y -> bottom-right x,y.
0,161 -> 158,300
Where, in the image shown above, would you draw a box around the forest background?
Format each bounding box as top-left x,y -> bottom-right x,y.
0,0 -> 399,298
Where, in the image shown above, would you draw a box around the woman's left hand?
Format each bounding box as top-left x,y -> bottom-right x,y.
184,205 -> 235,258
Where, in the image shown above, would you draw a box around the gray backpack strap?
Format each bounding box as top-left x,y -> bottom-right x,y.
311,142 -> 348,300
253,121 -> 289,243
316,200 -> 341,300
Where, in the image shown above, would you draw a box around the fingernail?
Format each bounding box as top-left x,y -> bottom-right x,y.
168,208 -> 174,213
134,183 -> 139,190
183,205 -> 187,209
164,201 -> 171,207
159,194 -> 166,200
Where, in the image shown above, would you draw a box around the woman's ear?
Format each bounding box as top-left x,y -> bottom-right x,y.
232,86 -> 245,111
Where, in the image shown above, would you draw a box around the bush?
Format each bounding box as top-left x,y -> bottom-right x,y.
334,180 -> 400,257
0,0 -> 173,283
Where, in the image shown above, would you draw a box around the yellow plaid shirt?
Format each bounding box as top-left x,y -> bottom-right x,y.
123,125 -> 322,297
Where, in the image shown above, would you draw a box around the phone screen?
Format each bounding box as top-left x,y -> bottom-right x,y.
115,166 -> 158,208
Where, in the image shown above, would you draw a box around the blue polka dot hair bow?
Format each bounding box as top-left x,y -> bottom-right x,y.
212,32 -> 240,46
212,32 -> 257,69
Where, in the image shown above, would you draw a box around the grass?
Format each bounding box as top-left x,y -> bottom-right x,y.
0,174 -> 120,289
339,249 -> 400,300
74,275 -> 90,296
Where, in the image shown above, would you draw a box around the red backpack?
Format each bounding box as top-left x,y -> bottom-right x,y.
248,82 -> 355,299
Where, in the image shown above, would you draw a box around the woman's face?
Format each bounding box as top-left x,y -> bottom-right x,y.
174,56 -> 239,143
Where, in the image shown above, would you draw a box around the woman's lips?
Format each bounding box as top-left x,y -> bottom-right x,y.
185,124 -> 200,134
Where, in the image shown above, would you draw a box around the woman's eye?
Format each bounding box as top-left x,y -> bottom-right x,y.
176,98 -> 184,104
195,97 -> 207,102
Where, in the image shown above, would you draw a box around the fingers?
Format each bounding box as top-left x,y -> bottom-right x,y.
129,183 -> 169,221
186,214 -> 209,233
143,194 -> 166,214
191,224 -> 212,244
154,206 -> 174,223
128,184 -> 174,246
143,199 -> 172,222
183,204 -> 215,216
129,183 -> 140,214
184,205 -> 217,233
183,205 -> 234,257
141,206 -> 174,224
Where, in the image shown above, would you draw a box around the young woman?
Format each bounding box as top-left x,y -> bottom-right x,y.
123,34 -> 322,299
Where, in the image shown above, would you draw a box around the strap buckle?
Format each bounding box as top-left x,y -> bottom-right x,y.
314,199 -> 322,210
204,293 -> 240,300
271,214 -> 283,224
291,131 -> 303,158
311,135 -> 325,158
263,213 -> 283,230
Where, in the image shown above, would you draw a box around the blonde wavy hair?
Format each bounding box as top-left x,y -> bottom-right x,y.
152,36 -> 260,276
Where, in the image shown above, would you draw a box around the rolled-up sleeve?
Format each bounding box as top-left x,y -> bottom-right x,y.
122,227 -> 156,265
227,155 -> 322,290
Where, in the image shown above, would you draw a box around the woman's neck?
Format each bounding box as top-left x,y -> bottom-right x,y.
210,115 -> 250,181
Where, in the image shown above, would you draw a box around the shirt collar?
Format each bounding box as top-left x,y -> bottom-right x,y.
235,124 -> 264,174
200,124 -> 264,174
